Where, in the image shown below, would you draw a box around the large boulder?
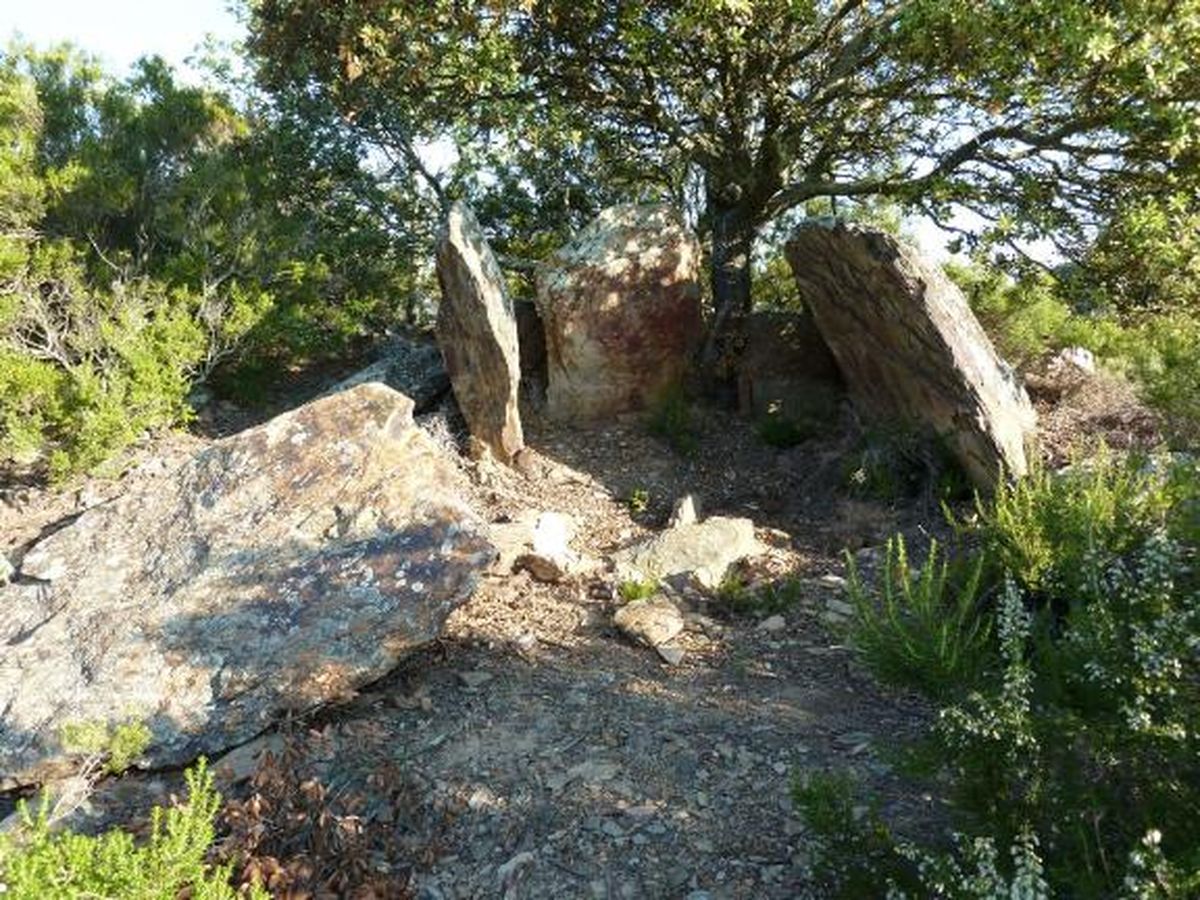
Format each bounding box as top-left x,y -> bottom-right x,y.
785,220 -> 1037,487
325,335 -> 450,413
535,204 -> 703,421
1,384 -> 495,789
436,201 -> 524,461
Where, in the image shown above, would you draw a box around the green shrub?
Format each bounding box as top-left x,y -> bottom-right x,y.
843,423 -> 969,504
848,535 -> 991,700
0,759 -> 264,899
1128,311 -> 1200,450
970,448 -> 1186,605
59,720 -> 153,777
791,771 -> 917,897
617,577 -> 660,602
804,457 -> 1200,898
756,410 -> 816,449
717,572 -> 805,616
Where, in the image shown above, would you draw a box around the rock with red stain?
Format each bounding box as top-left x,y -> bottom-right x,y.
535,204 -> 703,421
436,201 -> 524,461
1,384 -> 495,789
785,220 -> 1037,488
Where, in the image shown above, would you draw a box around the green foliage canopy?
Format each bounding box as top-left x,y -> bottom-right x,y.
248,0 -> 1200,356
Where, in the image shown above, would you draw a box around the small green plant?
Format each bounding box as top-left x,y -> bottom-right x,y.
847,535 -> 991,700
627,487 -> 650,514
716,573 -> 804,616
617,577 -> 660,602
60,719 -> 153,777
843,423 -> 968,504
0,759 -> 264,899
645,383 -> 699,456
791,771 -> 915,897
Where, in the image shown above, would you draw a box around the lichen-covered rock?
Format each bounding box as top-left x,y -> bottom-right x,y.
436,201 -> 524,461
1,384 -> 495,789
325,335 -> 450,412
785,220 -> 1037,487
535,204 -> 703,421
612,516 -> 763,590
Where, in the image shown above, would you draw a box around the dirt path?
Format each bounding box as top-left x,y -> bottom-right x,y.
3,403 -> 936,899
284,408 -> 935,899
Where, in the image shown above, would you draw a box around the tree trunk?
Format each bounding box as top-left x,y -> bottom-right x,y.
700,201 -> 754,386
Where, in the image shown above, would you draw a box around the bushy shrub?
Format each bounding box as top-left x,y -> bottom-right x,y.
0,759 -> 263,899
801,457 -> 1200,898
1127,312 -> 1200,450
0,268 -> 208,478
971,448 -> 1189,605
716,571 -> 804,616
848,535 -> 991,700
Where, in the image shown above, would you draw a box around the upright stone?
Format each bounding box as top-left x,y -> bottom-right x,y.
785,220 -> 1036,487
535,204 -> 703,421
435,201 -> 523,461
1,384 -> 495,789
737,309 -> 843,420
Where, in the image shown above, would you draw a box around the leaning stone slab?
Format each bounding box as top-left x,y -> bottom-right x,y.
1,384 -> 495,789
785,220 -> 1036,487
536,204 -> 703,421
436,201 -> 524,461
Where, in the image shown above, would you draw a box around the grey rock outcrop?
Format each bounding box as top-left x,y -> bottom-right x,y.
436,201 -> 524,461
1,384 -> 495,789
785,220 -> 1037,487
536,204 -> 703,421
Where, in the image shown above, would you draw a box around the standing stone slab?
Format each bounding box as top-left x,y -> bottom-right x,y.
1,384 -> 495,789
436,201 -> 524,461
535,204 -> 703,422
785,220 -> 1036,487
737,309 -> 843,421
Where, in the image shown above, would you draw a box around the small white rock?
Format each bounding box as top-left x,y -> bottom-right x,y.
758,614 -> 786,633
657,644 -> 685,666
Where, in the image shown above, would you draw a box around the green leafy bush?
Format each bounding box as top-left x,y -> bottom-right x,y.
801,457 -> 1200,897
716,572 -> 804,616
755,410 -> 817,449
0,759 -> 264,899
843,423 -> 969,504
617,577 -> 660,602
847,535 -> 991,700
970,449 -> 1189,605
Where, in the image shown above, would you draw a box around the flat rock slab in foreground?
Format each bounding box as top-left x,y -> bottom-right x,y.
1,384 -> 495,789
786,220 -> 1037,487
